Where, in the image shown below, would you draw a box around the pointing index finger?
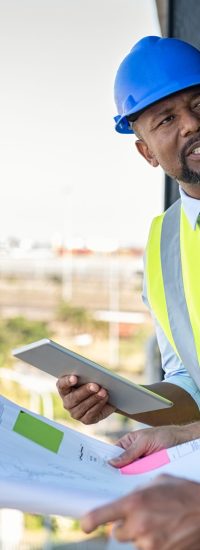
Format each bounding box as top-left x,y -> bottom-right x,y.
81,500 -> 125,533
81,491 -> 138,534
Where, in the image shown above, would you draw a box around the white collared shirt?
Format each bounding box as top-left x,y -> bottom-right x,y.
179,186 -> 200,228
143,186 -> 200,408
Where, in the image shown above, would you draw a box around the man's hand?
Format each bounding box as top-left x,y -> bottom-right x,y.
81,475 -> 200,549
56,375 -> 116,424
109,424 -> 195,468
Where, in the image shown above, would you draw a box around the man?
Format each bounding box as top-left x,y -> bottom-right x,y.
57,36 -> 200,427
57,35 -> 200,549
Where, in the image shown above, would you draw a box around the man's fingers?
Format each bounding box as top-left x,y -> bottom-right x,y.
115,432 -> 137,450
81,498 -> 127,533
109,447 -> 138,468
79,396 -> 111,424
109,436 -> 149,467
57,376 -> 100,398
56,374 -> 113,423
112,518 -> 139,544
56,375 -> 78,396
61,383 -> 103,409
69,393 -> 108,422
65,385 -> 106,409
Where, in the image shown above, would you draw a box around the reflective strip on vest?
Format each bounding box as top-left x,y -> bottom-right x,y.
146,199 -> 200,389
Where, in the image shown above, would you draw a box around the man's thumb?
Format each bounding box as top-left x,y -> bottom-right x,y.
108,443 -> 144,468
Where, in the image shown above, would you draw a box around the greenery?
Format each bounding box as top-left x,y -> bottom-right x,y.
24,514 -> 43,531
57,301 -> 108,336
0,316 -> 51,367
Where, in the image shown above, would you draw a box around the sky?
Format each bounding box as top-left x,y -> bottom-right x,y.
0,0 -> 164,248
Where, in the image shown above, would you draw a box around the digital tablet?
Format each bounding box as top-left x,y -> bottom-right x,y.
13,338 -> 173,415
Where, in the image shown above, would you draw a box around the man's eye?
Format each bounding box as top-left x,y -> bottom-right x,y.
159,115 -> 174,126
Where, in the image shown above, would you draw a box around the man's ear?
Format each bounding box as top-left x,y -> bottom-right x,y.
135,139 -> 159,167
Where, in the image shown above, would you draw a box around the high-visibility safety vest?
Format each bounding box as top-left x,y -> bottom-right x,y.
145,198 -> 200,389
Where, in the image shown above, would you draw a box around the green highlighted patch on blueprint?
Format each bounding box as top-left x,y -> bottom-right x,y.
13,411 -> 64,453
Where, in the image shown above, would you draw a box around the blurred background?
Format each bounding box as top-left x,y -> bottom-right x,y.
0,0 -> 164,548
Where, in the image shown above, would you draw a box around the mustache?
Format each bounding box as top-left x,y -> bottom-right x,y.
180,133 -> 200,161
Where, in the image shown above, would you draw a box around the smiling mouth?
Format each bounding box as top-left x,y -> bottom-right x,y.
187,152 -> 200,165
189,147 -> 200,156
186,140 -> 200,158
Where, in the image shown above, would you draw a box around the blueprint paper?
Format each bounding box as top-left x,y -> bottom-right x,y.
1,395 -> 200,517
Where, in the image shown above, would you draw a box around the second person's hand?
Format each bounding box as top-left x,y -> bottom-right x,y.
109,423 -> 194,468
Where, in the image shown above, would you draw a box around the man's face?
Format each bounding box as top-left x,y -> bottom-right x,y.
134,86 -> 200,193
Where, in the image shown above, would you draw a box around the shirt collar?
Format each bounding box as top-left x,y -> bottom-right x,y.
179,186 -> 200,229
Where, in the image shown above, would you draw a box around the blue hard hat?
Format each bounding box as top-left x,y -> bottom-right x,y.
114,36 -> 200,134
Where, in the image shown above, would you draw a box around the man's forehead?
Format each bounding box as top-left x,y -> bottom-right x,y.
136,85 -> 200,124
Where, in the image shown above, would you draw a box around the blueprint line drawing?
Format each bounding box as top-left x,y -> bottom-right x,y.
1,395 -> 200,517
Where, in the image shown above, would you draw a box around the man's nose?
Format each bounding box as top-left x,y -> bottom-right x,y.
180,110 -> 200,137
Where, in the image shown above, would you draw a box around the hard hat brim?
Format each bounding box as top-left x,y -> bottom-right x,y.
115,77 -> 200,134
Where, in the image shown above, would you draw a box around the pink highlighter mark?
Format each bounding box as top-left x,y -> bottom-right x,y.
120,449 -> 170,475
